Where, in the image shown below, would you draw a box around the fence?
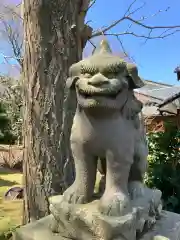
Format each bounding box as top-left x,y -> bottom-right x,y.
0,144 -> 23,169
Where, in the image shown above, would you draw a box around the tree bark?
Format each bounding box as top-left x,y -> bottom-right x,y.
22,0 -> 91,223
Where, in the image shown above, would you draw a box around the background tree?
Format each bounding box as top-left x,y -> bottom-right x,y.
146,122 -> 180,213
5,0 -> 180,223
0,76 -> 23,145
0,1 -> 23,72
0,2 -> 23,145
0,101 -> 15,144
22,0 -> 91,223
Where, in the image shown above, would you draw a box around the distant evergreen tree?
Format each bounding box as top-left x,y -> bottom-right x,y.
146,122 -> 180,213
0,102 -> 15,144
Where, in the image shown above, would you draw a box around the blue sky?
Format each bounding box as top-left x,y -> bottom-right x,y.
85,0 -> 180,85
0,0 -> 180,85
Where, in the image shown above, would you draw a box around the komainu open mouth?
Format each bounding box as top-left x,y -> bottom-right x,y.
78,89 -> 122,100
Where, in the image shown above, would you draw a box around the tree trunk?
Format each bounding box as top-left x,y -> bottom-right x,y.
22,0 -> 91,223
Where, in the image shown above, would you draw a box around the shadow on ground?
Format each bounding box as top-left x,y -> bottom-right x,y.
0,169 -> 23,238
0,178 -> 18,188
0,167 -> 22,175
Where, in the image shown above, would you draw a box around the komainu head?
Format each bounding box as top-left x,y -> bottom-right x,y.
66,40 -> 144,110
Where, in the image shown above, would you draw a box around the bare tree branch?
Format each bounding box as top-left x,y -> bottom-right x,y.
87,0 -> 96,11
115,36 -> 136,63
88,39 -> 96,48
123,6 -> 171,36
0,18 -> 23,66
3,4 -> 23,20
88,1 -> 180,61
126,16 -> 180,30
0,3 -> 23,69
103,29 -> 180,40
92,15 -> 180,38
124,0 -> 146,17
137,7 -> 170,22
91,0 -> 179,42
1,53 -> 22,66
124,0 -> 138,16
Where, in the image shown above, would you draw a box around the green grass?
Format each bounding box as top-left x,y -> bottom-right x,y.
0,167 -> 102,239
95,172 -> 102,193
0,168 -> 23,239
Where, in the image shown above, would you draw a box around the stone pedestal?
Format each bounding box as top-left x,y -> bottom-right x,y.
13,211 -> 180,240
47,188 -> 162,240
13,187 -> 180,240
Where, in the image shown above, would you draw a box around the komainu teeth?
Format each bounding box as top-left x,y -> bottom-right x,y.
78,88 -> 118,95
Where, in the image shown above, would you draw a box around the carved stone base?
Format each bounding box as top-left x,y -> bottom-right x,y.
12,187 -> 180,240
48,187 -> 162,240
13,211 -> 180,240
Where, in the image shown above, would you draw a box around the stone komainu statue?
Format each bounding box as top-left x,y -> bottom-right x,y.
14,40 -> 178,240
63,39 -> 148,216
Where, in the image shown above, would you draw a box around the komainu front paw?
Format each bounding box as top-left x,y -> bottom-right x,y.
128,181 -> 144,200
99,190 -> 131,216
63,182 -> 89,204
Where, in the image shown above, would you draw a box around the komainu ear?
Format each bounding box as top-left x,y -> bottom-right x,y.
66,76 -> 79,89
